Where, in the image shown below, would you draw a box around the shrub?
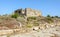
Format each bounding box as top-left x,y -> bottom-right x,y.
47,15 -> 50,17
11,13 -> 19,18
28,17 -> 36,20
55,16 -> 58,18
51,16 -> 54,18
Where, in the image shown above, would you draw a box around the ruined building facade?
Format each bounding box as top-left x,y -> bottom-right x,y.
14,8 -> 42,17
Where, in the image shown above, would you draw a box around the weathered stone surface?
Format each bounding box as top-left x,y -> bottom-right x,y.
15,8 -> 41,17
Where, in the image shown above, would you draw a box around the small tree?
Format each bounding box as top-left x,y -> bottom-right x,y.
47,15 -> 50,17
51,16 -> 54,18
55,16 -> 58,18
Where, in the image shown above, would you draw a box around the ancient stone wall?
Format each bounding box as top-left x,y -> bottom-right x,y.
25,8 -> 41,17
15,8 -> 42,17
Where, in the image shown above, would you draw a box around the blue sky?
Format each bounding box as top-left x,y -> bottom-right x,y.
0,0 -> 60,16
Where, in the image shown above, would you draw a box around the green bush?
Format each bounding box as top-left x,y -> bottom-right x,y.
28,17 -> 36,20
47,15 -> 50,17
51,16 -> 54,18
55,16 -> 58,18
11,13 -> 19,18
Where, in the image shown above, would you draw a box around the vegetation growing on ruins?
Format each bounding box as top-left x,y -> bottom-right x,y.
0,8 -> 60,30
11,13 -> 19,18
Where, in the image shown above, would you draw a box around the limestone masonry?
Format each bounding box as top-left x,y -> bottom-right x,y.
14,8 -> 42,17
